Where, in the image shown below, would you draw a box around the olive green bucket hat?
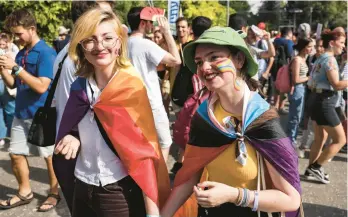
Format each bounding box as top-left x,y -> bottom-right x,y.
183,26 -> 258,77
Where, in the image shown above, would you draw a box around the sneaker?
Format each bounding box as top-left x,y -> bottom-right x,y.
307,166 -> 330,184
171,162 -> 183,175
303,169 -> 329,181
340,145 -> 347,153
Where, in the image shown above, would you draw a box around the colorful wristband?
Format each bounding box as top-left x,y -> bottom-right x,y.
146,215 -> 161,217
15,66 -> 23,76
252,190 -> 259,211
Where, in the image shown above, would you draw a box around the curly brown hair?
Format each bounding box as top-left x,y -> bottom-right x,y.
4,9 -> 37,31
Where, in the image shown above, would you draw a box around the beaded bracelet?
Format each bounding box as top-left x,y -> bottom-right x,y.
252,190 -> 259,211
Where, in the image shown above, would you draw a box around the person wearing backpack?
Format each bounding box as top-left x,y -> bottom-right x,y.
287,38 -> 313,147
171,16 -> 211,175
273,27 -> 294,114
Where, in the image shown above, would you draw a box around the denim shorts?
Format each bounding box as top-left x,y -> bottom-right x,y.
311,92 -> 345,127
8,117 -> 54,157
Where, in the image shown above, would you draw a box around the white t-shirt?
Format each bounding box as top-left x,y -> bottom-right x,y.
53,43 -> 76,134
127,36 -> 167,109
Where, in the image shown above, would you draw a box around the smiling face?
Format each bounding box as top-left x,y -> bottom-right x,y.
11,25 -> 34,47
331,36 -> 346,56
81,21 -> 121,69
194,44 -> 243,92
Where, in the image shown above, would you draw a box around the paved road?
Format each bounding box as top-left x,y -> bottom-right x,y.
0,110 -> 346,217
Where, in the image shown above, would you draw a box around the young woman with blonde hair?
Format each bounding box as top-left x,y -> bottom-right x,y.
53,8 -> 169,217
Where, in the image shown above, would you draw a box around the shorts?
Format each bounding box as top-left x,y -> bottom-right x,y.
311,92 -> 346,127
8,117 -> 54,157
152,106 -> 172,149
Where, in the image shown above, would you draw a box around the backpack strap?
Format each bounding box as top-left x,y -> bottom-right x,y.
94,114 -> 120,158
44,54 -> 68,108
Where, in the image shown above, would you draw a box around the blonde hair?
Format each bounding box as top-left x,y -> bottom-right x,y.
69,8 -> 130,78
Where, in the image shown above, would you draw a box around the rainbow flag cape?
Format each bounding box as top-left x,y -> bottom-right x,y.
53,64 -> 170,212
174,89 -> 302,217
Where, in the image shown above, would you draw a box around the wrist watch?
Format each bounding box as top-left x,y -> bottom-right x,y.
11,65 -> 23,76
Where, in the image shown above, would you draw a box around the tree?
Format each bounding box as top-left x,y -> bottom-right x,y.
286,1 -> 347,30
0,0 -> 71,45
181,0 -> 234,26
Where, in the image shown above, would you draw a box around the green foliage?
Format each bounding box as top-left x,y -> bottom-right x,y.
0,0 -> 71,45
181,0 -> 233,26
286,1 -> 347,29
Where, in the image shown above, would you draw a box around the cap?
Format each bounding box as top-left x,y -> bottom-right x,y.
140,7 -> 165,22
183,26 -> 258,77
58,26 -> 70,35
250,25 -> 263,37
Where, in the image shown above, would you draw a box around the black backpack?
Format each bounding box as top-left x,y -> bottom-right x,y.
171,64 -> 194,107
271,43 -> 289,78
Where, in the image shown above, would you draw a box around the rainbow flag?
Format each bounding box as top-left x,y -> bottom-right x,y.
53,63 -> 170,211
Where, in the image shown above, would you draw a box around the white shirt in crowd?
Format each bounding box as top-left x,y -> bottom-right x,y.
74,77 -> 128,186
53,43 -> 76,134
127,35 -> 166,109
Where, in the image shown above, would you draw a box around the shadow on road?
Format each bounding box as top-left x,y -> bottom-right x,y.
303,203 -> 347,217
0,159 -> 50,185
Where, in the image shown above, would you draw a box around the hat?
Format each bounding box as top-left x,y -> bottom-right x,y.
183,26 -> 258,77
257,22 -> 266,30
250,25 -> 263,37
58,26 -> 70,35
140,7 -> 165,22
298,23 -> 311,39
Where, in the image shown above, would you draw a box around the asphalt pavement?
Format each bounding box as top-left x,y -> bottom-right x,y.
0,107 -> 346,217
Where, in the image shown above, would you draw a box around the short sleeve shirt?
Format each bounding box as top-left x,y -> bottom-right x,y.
127,36 -> 166,109
15,40 -> 57,119
311,53 -> 338,91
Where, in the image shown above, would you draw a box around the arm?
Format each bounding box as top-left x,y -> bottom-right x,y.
244,159 -> 301,212
0,53 -> 52,94
262,57 -> 274,78
326,57 -> 348,91
291,57 -> 309,84
157,16 -> 181,67
260,32 -> 275,59
193,159 -> 300,213
161,169 -> 203,217
143,193 -> 160,216
0,66 -> 16,88
327,68 -> 348,90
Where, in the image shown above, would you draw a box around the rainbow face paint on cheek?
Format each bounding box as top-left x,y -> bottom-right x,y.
214,58 -> 241,91
215,58 -> 236,74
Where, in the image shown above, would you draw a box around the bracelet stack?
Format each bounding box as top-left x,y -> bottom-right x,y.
235,188 -> 259,211
235,188 -> 250,207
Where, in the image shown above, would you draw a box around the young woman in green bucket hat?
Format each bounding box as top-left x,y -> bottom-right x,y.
161,27 -> 302,217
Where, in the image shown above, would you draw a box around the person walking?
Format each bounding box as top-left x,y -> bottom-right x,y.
54,8 -> 170,217
0,9 -> 59,212
127,7 -> 181,161
161,27 -> 302,217
305,30 -> 347,184
287,38 -> 313,147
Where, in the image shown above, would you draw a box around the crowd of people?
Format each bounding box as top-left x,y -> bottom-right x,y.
0,1 -> 346,217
